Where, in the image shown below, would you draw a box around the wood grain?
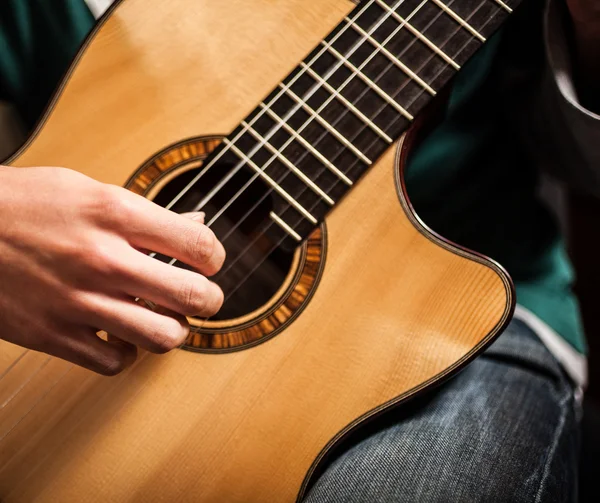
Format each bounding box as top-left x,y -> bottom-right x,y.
0,0 -> 512,501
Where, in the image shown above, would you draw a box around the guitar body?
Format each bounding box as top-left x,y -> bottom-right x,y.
0,0 -> 513,501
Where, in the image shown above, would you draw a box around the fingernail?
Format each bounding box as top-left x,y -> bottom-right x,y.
191,212 -> 206,223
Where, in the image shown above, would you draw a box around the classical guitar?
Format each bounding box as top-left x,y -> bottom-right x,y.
0,0 -> 520,500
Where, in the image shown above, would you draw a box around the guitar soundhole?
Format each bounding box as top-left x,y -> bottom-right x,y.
127,137 -> 326,352
152,162 -> 294,321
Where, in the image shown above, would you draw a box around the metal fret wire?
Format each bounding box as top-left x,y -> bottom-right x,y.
0,0 -> 493,405
170,0 -> 443,261
155,0 -> 427,268
0,0 -> 503,454
0,4 -> 503,483
0,0 -> 389,406
144,0 -> 388,266
0,0 -> 382,401
161,0 -> 382,213
374,0 -> 460,69
167,0 -> 461,219
195,0 -> 485,270
217,0 -> 497,303
177,2 -> 490,265
0,1 -> 499,438
344,18 -> 437,95
196,0 -> 442,272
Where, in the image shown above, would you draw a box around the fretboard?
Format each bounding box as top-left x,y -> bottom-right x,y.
178,0 -> 522,248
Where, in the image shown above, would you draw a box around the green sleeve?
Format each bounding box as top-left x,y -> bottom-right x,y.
0,0 -> 94,128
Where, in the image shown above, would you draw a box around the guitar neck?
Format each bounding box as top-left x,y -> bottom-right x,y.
178,0 -> 522,245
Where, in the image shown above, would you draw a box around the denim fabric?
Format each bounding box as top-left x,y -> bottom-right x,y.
304,319 -> 579,502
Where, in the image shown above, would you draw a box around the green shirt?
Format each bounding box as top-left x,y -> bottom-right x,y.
0,0 -> 585,354
0,0 -> 94,127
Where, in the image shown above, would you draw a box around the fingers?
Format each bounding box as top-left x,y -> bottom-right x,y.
52,328 -> 138,376
117,247 -> 224,318
105,189 -> 225,276
86,296 -> 191,354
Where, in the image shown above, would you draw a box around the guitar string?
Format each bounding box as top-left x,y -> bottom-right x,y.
133,0 -> 455,316
210,0 -> 495,306
160,0 -> 382,212
165,0 -> 455,280
171,0 -> 489,226
0,358 -> 52,411
0,0 -> 386,397
0,0 -> 489,425
188,0 -> 485,294
162,0 -> 495,288
161,0 -> 433,264
0,0 -> 497,446
2,7 -> 496,479
193,0 -> 462,295
0,3 -> 499,449
0,12 -> 498,491
0,0 -> 425,392
150,0 -> 419,268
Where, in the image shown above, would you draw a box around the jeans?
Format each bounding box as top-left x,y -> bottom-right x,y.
305,319 -> 580,502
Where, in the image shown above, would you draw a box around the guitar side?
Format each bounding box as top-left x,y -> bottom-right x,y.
0,0 -> 513,501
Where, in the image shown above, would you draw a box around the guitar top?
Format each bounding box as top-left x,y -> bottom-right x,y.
0,0 -> 519,501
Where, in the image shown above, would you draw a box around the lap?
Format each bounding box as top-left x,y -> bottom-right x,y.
304,319 -> 580,503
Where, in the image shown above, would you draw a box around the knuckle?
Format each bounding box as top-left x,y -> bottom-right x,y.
209,286 -> 225,316
97,355 -> 127,377
148,319 -> 189,354
93,185 -> 120,215
177,278 -> 208,316
85,242 -> 124,279
63,289 -> 92,314
188,226 -> 216,265
95,344 -> 134,377
91,185 -> 134,223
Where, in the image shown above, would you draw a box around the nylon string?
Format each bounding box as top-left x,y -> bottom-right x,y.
0,0 -> 501,460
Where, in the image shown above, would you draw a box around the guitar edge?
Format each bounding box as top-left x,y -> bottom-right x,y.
0,0 -> 514,501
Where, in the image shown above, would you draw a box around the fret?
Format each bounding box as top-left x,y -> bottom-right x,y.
300,62 -> 393,143
269,212 -> 302,242
224,139 -> 318,224
428,0 -> 486,42
280,84 -> 373,166
241,120 -> 335,206
437,0 -> 511,45
373,0 -> 460,71
344,16 -> 437,96
259,104 -> 354,186
176,0 -> 371,215
494,0 -> 512,13
163,0 -> 523,255
320,41 -> 414,121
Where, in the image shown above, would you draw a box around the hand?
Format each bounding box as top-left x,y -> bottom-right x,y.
0,166 -> 225,375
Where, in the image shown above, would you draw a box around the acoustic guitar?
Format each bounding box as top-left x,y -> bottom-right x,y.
0,0 -> 520,500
